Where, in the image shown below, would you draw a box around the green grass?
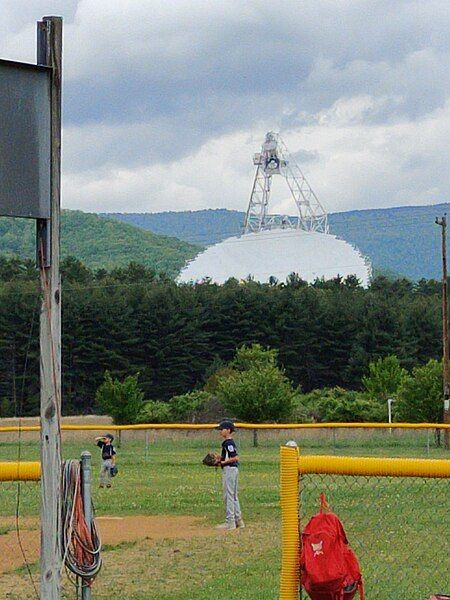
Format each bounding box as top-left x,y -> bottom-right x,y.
0,434 -> 448,599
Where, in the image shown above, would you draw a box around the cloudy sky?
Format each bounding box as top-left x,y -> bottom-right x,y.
2,1 -> 450,215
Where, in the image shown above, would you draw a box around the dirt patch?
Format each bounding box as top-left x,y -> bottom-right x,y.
0,515 -> 214,574
97,515 -> 214,545
0,531 -> 40,574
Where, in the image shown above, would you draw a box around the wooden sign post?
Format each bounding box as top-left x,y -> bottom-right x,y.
37,16 -> 63,599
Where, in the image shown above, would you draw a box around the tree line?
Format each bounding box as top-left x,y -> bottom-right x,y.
0,255 -> 444,417
95,348 -> 444,431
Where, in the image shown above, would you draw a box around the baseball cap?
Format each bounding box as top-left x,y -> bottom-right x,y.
216,420 -> 235,432
105,433 -> 114,441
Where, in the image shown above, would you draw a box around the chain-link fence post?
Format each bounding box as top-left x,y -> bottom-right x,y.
145,429 -> 150,460
280,444 -> 300,600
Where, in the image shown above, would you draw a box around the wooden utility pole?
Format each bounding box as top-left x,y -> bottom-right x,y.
435,214 -> 450,450
37,16 -> 63,598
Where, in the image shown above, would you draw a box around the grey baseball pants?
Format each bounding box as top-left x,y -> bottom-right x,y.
222,466 -> 242,524
100,458 -> 113,485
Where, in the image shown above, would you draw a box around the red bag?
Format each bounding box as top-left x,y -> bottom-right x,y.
300,494 -> 364,600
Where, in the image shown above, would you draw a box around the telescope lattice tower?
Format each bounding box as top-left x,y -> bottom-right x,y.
244,132 -> 329,234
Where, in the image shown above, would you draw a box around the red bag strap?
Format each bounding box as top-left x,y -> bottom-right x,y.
320,492 -> 331,513
358,580 -> 364,600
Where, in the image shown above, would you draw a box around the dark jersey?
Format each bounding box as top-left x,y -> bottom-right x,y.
97,441 -> 116,460
221,438 -> 239,467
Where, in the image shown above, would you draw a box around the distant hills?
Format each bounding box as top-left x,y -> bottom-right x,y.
103,209 -> 243,247
0,210 -> 200,276
106,204 -> 450,280
1,204 -> 446,280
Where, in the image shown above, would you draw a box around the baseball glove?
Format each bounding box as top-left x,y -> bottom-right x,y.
202,452 -> 221,467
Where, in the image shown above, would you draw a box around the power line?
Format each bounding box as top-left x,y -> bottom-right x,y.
14,297 -> 40,599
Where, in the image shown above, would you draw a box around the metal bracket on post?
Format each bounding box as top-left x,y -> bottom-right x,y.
80,451 -> 92,600
36,218 -> 51,268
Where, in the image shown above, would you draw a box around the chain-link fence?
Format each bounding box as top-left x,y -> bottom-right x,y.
0,477 -> 40,598
279,447 -> 450,600
0,479 -> 40,518
300,473 -> 449,599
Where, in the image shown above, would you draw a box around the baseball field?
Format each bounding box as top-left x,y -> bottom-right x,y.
0,428 -> 448,599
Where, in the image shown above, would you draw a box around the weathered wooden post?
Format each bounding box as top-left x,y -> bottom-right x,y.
37,16 -> 63,599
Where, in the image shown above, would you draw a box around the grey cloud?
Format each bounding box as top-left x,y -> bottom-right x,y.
4,1 -> 450,163
290,149 -> 320,164
2,0 -> 450,214
58,0 -> 450,171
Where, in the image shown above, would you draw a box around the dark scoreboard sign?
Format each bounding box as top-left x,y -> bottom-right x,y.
0,59 -> 51,219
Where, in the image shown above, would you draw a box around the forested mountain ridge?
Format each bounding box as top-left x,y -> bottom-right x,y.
105,203 -> 450,280
0,210 -> 200,276
103,209 -> 243,248
1,204 -> 444,280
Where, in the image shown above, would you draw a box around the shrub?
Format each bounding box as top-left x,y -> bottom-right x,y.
169,390 -> 211,422
362,355 -> 408,403
232,343 -> 278,371
137,400 -> 173,424
298,387 -> 385,423
204,367 -> 235,393
95,371 -> 144,424
396,359 -> 443,423
216,365 -> 295,422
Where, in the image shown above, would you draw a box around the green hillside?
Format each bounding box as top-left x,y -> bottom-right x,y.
0,210 -> 200,276
103,209 -> 244,247
106,204 -> 450,280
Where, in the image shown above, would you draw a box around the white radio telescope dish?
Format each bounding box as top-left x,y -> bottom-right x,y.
179,132 -> 371,286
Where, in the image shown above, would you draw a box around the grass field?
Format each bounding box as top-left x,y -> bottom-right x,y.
0,430 -> 448,599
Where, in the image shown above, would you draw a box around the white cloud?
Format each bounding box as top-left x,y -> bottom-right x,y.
63,130 -> 257,212
63,98 -> 450,214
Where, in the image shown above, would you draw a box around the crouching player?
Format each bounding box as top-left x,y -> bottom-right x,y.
216,420 -> 245,531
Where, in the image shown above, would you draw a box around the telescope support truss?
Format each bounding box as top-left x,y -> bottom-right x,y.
244,132 -> 329,234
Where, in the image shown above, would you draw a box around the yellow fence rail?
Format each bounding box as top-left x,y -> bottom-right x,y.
297,454 -> 450,478
0,461 -> 41,481
279,446 -> 450,600
0,421 -> 449,433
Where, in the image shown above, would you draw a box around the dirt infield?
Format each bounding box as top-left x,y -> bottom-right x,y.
0,515 -> 214,574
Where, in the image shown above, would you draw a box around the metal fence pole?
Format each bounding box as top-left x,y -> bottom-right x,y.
80,451 -> 92,600
253,429 -> 258,447
145,429 -> 150,460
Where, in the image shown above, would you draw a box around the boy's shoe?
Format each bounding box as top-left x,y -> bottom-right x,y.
106,484 -> 112,488
99,485 -> 104,488
236,518 -> 245,528
215,522 -> 237,530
